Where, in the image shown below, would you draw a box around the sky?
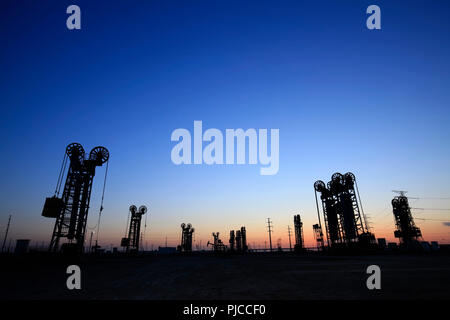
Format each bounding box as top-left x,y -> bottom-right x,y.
1,0 -> 450,250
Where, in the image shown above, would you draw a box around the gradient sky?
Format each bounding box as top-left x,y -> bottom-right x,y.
1,0 -> 450,250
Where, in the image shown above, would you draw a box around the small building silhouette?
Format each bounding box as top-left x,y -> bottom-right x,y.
15,239 -> 30,254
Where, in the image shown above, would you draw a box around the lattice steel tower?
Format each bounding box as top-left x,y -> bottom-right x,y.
392,192 -> 422,244
208,232 -> 226,252
179,223 -> 194,252
293,214 -> 304,251
229,230 -> 235,251
124,205 -> 147,252
240,226 -> 248,252
43,143 -> 109,253
314,172 -> 374,247
312,224 -> 325,250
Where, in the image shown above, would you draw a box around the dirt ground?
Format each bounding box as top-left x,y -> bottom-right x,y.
1,252 -> 449,300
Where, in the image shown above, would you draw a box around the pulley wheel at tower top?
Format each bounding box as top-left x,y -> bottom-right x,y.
129,205 -> 137,213
331,172 -> 344,183
398,197 -> 409,205
138,205 -> 147,215
89,146 -> 109,164
314,180 -> 326,192
66,143 -> 85,161
344,172 -> 356,183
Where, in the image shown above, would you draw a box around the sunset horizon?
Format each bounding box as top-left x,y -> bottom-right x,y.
1,0 -> 450,307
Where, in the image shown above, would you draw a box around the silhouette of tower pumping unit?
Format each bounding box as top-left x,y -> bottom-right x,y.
235,230 -> 242,251
229,226 -> 247,252
42,143 -> 109,253
314,179 -> 340,246
293,214 -> 304,251
391,191 -> 422,244
179,223 -> 194,252
240,227 -> 248,252
229,230 -> 235,251
314,172 -> 375,248
207,232 -> 226,252
312,224 -> 324,250
121,205 -> 147,252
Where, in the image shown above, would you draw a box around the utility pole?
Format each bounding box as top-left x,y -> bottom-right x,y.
2,215 -> 11,253
288,225 -> 292,252
89,231 -> 94,253
267,218 -> 273,252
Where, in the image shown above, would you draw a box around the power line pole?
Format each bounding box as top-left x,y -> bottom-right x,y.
288,225 -> 292,252
89,231 -> 94,253
2,215 -> 11,253
267,218 -> 273,252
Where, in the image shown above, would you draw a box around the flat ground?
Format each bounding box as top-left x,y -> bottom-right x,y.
1,253 -> 449,299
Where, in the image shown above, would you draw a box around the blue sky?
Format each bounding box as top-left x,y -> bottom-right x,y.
1,0 -> 450,248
